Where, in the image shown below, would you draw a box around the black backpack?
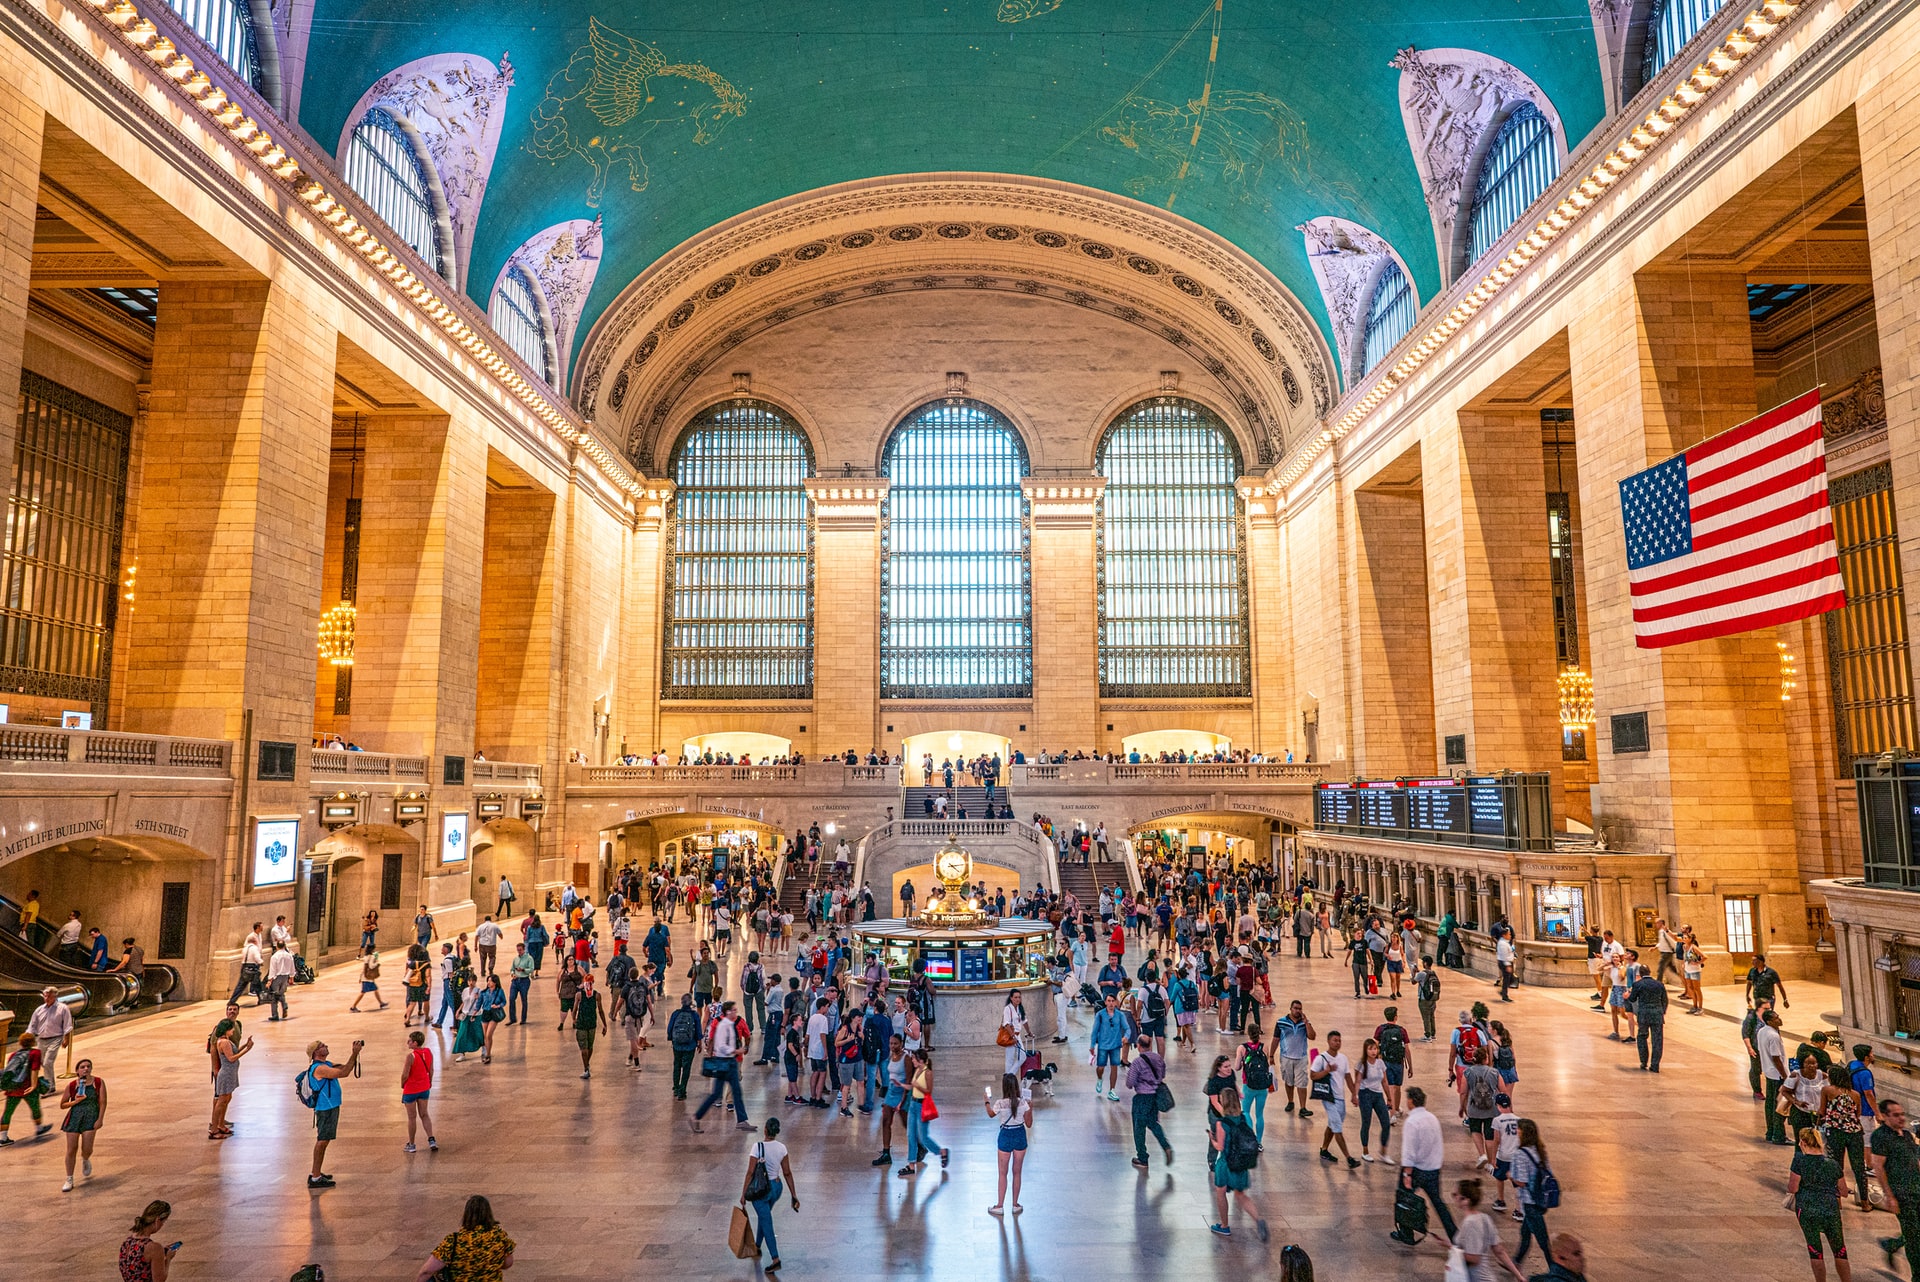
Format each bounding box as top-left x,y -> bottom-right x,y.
667,1008 -> 700,1050
1146,986 -> 1168,1022
1242,1044 -> 1273,1091
1416,969 -> 1440,1002
624,981 -> 650,1020
742,966 -> 762,995
1377,1024 -> 1407,1065
1223,1115 -> 1261,1172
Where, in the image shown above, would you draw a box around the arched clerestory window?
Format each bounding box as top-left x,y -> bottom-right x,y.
490,265 -> 555,386
1641,0 -> 1728,87
1463,102 -> 1559,273
1360,260 -> 1418,378
663,401 -> 815,698
1095,398 -> 1249,697
162,0 -> 276,103
343,108 -> 446,281
881,400 -> 1031,699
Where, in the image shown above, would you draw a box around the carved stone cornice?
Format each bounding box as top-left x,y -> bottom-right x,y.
803,478 -> 888,531
574,176 -> 1338,464
1023,477 -> 1104,529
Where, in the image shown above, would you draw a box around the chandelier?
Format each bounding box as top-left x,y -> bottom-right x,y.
1557,665 -> 1593,730
1778,641 -> 1797,702
318,600 -> 357,666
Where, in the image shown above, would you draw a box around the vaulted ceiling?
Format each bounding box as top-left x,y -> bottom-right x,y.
296,1 -> 1610,402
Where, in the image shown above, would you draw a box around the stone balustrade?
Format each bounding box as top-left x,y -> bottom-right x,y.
0,726 -> 232,775
310,749 -> 429,782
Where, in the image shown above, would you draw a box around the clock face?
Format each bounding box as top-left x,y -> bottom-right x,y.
936,848 -> 968,882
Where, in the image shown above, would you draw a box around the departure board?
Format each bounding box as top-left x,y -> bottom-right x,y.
1313,773 -> 1551,851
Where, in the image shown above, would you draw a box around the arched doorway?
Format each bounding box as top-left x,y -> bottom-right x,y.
1121,729 -> 1231,759
680,731 -> 793,763
900,730 -> 1011,785
307,824 -> 422,961
471,819 -> 540,921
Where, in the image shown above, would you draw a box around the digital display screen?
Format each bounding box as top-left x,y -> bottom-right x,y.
1355,785 -> 1406,831
1315,784 -> 1358,827
922,950 -> 954,981
441,811 -> 469,864
252,818 -> 299,888
1466,777 -> 1508,839
1313,774 -> 1548,852
958,947 -> 990,984
1405,782 -> 1468,835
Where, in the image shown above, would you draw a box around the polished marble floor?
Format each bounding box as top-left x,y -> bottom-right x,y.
0,916 -> 1901,1281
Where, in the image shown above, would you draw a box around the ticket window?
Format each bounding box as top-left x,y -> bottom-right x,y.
1534,885 -> 1585,941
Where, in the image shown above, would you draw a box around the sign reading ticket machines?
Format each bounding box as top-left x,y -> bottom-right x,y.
253,817 -> 300,888
441,810 -> 469,864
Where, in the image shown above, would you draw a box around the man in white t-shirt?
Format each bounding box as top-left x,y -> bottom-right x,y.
1311,1031 -> 1358,1167
805,999 -> 833,1106
1489,1094 -> 1522,1210
1495,934 -> 1517,1002
474,916 -> 503,977
1756,1009 -> 1791,1143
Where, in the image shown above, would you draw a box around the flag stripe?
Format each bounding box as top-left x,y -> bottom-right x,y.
1623,390 -> 1844,648
1634,587 -> 1848,648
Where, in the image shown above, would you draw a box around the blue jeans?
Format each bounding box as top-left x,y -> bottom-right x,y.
695,1059 -> 746,1122
435,987 -> 457,1026
1406,1167 -> 1456,1239
508,977 -> 529,1022
760,1010 -> 783,1062
1242,1086 -> 1268,1143
1358,1087 -> 1391,1150
905,1103 -> 940,1162
1514,1204 -> 1551,1265
751,1178 -> 784,1257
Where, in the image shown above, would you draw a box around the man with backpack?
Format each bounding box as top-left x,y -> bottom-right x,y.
622,965 -> 654,1069
1373,1008 -> 1414,1116
298,1037 -> 363,1190
666,993 -> 702,1099
1268,1000 -> 1316,1119
1414,958 -> 1441,1041
690,999 -> 754,1132
1140,972 -> 1170,1054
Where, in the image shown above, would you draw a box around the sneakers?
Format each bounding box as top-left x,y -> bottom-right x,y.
1131,1157 -> 1150,1169
1094,1085 -> 1104,1098
1347,1157 -> 1361,1169
1163,1144 -> 1175,1163
1298,1109 -> 1314,1119
1320,1149 -> 1336,1163
1362,1153 -> 1376,1163
1106,1089 -> 1120,1101
81,1158 -> 91,1178
307,1175 -> 334,1189
1210,1223 -> 1231,1236
1493,1198 -> 1506,1210
428,1137 -> 438,1151
1284,1102 -> 1295,1114
871,1151 -> 892,1167
61,1177 -> 73,1192
405,1143 -> 417,1153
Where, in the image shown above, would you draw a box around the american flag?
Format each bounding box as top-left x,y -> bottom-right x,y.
1619,388 -> 1846,649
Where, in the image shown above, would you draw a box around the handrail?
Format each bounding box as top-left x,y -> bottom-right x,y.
1010,761 -> 1324,785
571,762 -> 899,787
1121,841 -> 1144,896
860,820 -> 1059,894
311,749 -> 428,781
470,760 -> 542,784
0,726 -> 231,774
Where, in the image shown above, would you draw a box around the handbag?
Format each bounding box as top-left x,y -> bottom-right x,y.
996,1025 -> 1017,1048
1155,1082 -> 1176,1114
1776,1088 -> 1796,1117
728,1205 -> 759,1259
743,1143 -> 773,1203
1443,1245 -> 1470,1282
701,1056 -> 730,1078
920,1095 -> 939,1121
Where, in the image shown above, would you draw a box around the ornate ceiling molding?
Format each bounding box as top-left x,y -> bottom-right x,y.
573,175 -> 1337,461
1391,47 -> 1566,284
1296,216 -> 1418,389
338,51 -> 515,294
495,217 -> 604,390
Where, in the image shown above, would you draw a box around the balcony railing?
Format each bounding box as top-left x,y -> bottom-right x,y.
569,762 -> 900,789
470,760 -> 542,786
0,727 -> 232,775
1011,761 -> 1323,785
311,749 -> 428,781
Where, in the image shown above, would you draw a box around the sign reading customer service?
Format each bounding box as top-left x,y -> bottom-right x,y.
440,810 -> 469,864
252,817 -> 300,888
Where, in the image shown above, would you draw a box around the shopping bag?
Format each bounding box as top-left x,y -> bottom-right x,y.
728,1205 -> 759,1259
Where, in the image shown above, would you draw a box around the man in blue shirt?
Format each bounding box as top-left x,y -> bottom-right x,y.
302,1037 -> 364,1189
1092,995 -> 1129,1100
642,921 -> 672,992
86,928 -> 110,970
1097,959 -> 1127,1003
1268,1000 -> 1317,1118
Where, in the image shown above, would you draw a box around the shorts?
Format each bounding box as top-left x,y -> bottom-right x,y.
1176,1012 -> 1196,1027
885,1083 -> 906,1109
1387,960 -> 1404,974
314,1107 -> 339,1142
1499,1069 -> 1518,1087
560,997 -> 575,1012
1096,1046 -> 1123,1068
406,985 -> 427,1003
1279,1056 -> 1310,1090
1608,987 -> 1627,1009
576,1027 -> 597,1050
1142,1018 -> 1166,1039
809,1058 -> 828,1073
1323,1096 -> 1347,1133
996,1125 -> 1029,1153
360,981 -> 378,993
402,1090 -> 431,1104
1587,956 -> 1604,975
1383,1062 -> 1405,1087
1493,1159 -> 1512,1182
1466,1116 -> 1494,1138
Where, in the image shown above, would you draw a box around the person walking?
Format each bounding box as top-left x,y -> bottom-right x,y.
1233,1026 -> 1274,1146
412,1193 -> 514,1281
1091,994 -> 1128,1101
1207,1083 -> 1268,1240
399,1030 -> 437,1153
742,1116 -> 799,1269
898,1048 -> 948,1177
0,1031 -> 51,1144
266,943 -> 296,1021
1312,1031 -> 1359,1168
476,975 -> 506,1064
1396,1086 -> 1456,1246
120,1200 -> 179,1282
1869,1097 -> 1920,1277
573,973 -> 606,1079
667,993 -> 701,1100
691,1000 -> 753,1131
1355,1037 -> 1392,1163
1415,957 -> 1441,1042
1789,1125 -> 1852,1282
300,1037 -> 364,1188
1508,1117 -> 1554,1269
985,1071 -> 1032,1214
56,1056 -> 105,1191
1126,1032 -> 1175,1169
1269,1000 -> 1316,1119
1820,1057 -> 1870,1213
1450,1178 -> 1526,1280
452,983 -> 485,1063
506,944 -> 533,1024
1628,963 -> 1667,1071
25,985 -> 74,1071
474,914 -> 502,979
1000,990 -> 1030,1080
403,947 -> 431,1028
349,948 -> 387,1013
1759,1009 -> 1792,1144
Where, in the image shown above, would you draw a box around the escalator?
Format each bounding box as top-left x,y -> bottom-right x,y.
0,891 -> 171,1016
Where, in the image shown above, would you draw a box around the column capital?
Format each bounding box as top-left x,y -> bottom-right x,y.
804,478 -> 888,531
1022,476 -> 1104,529
634,478 -> 673,533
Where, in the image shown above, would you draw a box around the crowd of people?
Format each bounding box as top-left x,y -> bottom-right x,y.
11,825 -> 1910,1282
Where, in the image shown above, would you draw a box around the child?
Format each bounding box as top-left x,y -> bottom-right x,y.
783,1014 -> 805,1103
1490,1092 -> 1522,1214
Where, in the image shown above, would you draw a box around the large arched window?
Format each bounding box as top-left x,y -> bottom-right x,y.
343,109 -> 445,280
490,266 -> 554,385
1095,399 -> 1249,697
1360,260 -> 1417,378
663,401 -> 814,699
1463,103 -> 1559,271
1642,0 -> 1727,86
881,401 -> 1031,699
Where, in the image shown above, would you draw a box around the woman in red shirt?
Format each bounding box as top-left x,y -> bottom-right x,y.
399,1030 -> 437,1154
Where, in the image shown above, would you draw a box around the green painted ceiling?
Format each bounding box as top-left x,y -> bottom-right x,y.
300,0 -> 1606,372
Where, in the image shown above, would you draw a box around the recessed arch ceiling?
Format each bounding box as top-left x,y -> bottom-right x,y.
297,1 -> 1607,395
